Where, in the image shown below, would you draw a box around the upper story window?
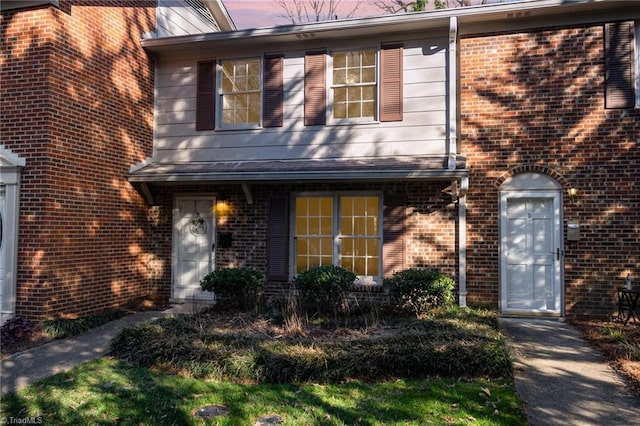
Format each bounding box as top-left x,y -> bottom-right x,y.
219,58 -> 261,128
305,45 -> 403,126
331,50 -> 377,121
196,56 -> 283,131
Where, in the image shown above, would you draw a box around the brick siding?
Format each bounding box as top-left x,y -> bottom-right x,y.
461,24 -> 640,319
150,181 -> 459,301
1,1 -> 155,319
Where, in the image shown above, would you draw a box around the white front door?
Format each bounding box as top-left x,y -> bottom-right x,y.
172,196 -> 216,301
500,192 -> 562,315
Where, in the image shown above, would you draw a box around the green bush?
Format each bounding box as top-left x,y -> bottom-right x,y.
292,265 -> 357,315
384,268 -> 455,317
200,267 -> 264,309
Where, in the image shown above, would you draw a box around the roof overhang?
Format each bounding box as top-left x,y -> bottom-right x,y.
128,157 -> 468,204
0,0 -> 58,12
141,0 -> 640,54
128,157 -> 468,184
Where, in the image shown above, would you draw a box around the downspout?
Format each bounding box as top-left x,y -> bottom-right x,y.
458,182 -> 468,308
447,16 -> 458,171
448,16 -> 467,308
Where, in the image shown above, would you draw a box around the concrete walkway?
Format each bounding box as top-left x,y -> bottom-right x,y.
500,318 -> 640,426
1,311 -> 166,395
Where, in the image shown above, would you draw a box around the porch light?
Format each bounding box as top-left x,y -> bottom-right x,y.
215,200 -> 231,216
568,188 -> 578,200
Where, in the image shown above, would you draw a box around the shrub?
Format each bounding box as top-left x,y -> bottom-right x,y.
1,317 -> 39,346
384,268 -> 455,317
293,265 -> 357,315
41,310 -> 127,339
200,267 -> 264,310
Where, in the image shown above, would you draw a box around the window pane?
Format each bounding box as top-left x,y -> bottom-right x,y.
347,86 -> 361,101
362,85 -> 376,101
334,52 -> 346,68
333,69 -> 346,85
347,51 -> 361,66
347,68 -> 360,84
334,102 -> 346,119
362,101 -> 375,118
348,102 -> 360,118
362,68 -> 376,83
334,87 -> 346,102
321,217 -> 333,235
362,50 -> 375,66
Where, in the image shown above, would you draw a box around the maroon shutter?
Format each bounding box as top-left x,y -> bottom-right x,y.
605,22 -> 636,109
267,195 -> 290,281
383,194 -> 406,277
196,60 -> 216,130
263,55 -> 284,127
380,45 -> 403,122
304,51 -> 326,126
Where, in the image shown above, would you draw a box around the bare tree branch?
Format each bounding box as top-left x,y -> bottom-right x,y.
274,0 -> 361,24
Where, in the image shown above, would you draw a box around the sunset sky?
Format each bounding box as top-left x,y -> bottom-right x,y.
223,0 -> 383,29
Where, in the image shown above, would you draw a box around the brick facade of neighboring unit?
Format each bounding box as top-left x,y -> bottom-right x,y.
1,1 -> 156,319
461,24 -> 640,319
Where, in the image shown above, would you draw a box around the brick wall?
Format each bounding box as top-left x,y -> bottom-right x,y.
150,181 -> 459,300
1,1 -> 156,319
461,24 -> 640,318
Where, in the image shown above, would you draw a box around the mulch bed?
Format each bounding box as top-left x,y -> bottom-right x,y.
571,319 -> 640,395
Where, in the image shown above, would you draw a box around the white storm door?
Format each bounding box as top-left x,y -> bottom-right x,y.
173,196 -> 215,301
501,193 -> 562,314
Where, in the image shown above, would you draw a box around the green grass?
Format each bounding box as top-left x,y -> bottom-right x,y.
1,358 -> 526,425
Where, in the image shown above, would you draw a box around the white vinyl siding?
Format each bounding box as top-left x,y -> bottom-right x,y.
153,35 -> 448,163
156,0 -> 221,37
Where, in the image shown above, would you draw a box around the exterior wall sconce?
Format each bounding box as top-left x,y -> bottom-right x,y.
568,188 -> 578,200
215,199 -> 232,217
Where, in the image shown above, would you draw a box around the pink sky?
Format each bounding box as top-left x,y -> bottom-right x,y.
223,0 -> 383,29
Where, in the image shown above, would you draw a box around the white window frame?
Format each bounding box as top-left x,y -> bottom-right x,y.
216,57 -> 263,130
291,191 -> 383,285
327,48 -> 379,125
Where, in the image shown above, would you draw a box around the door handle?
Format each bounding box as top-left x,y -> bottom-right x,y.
212,243 -> 215,251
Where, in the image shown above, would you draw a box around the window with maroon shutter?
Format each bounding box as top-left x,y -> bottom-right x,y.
196,60 -> 216,130
263,55 -> 284,127
267,195 -> 290,281
383,194 -> 406,277
380,45 -> 403,122
605,21 -> 636,109
304,51 -> 327,126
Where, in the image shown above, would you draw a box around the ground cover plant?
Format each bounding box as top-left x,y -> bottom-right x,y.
110,306 -> 512,383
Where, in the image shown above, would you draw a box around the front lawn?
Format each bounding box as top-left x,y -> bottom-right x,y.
1,358 -> 525,425
1,307 -> 527,424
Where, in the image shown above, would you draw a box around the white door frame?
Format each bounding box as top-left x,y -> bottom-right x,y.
172,194 -> 216,302
499,179 -> 564,316
0,146 -> 26,324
